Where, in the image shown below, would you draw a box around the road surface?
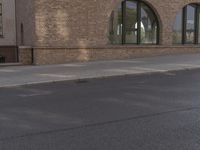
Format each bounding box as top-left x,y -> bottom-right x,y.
0,69 -> 200,150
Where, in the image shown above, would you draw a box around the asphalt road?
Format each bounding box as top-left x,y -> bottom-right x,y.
0,69 -> 200,150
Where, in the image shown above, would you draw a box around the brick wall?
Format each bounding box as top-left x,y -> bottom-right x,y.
16,0 -> 200,64
18,46 -> 32,65
33,46 -> 200,65
33,0 -> 200,47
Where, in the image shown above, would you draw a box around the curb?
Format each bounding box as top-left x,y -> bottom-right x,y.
0,67 -> 199,88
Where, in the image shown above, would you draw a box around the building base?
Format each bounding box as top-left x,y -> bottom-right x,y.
18,46 -> 33,65
18,46 -> 200,65
0,46 -> 18,63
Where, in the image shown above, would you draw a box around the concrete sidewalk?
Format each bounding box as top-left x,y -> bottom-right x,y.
1,54 -> 200,87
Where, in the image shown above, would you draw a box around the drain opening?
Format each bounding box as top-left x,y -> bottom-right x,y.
75,79 -> 89,84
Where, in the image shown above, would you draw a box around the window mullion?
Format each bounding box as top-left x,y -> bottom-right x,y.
0,3 -> 2,36
182,6 -> 187,44
122,1 -> 126,44
195,5 -> 199,44
137,2 -> 141,44
156,18 -> 159,45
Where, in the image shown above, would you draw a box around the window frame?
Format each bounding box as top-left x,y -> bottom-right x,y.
0,3 -> 3,37
121,0 -> 159,45
181,4 -> 200,44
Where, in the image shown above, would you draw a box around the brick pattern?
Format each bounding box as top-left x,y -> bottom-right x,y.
33,46 -> 200,65
18,47 -> 32,65
32,0 -> 200,47
16,0 -> 200,64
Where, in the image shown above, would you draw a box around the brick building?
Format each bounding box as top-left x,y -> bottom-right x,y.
1,0 -> 200,64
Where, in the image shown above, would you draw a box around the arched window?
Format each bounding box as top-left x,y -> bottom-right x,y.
173,3 -> 200,44
109,0 -> 159,45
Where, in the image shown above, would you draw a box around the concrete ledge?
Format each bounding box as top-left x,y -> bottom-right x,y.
18,46 -> 33,49
33,45 -> 200,49
0,63 -> 22,67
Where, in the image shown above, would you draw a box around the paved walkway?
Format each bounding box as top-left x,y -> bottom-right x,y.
1,54 -> 200,87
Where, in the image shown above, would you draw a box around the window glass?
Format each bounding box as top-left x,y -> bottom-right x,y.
109,4 -> 122,44
173,11 -> 183,44
140,3 -> 158,44
125,1 -> 137,44
173,4 -> 200,45
109,0 -> 159,45
198,8 -> 200,44
186,5 -> 195,44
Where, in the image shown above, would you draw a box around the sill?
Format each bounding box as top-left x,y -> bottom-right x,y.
32,44 -> 200,50
106,44 -> 161,48
106,44 -> 200,49
18,46 -> 32,49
